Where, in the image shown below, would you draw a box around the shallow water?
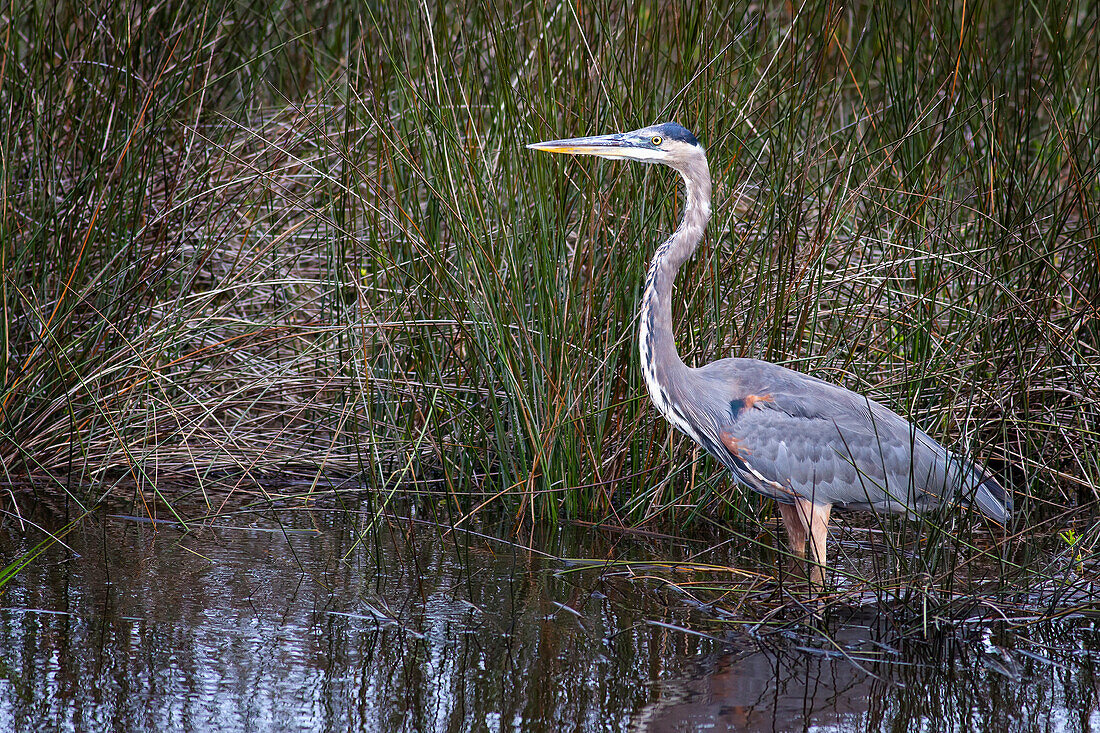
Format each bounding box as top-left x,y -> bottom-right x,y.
1,494 -> 1098,732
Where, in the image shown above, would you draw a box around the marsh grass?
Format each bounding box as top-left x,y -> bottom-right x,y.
2,1 -> 1098,614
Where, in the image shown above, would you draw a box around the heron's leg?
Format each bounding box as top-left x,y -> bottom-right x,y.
807,502 -> 833,591
777,501 -> 808,559
779,499 -> 832,592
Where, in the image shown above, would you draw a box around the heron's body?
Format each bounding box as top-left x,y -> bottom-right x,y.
529,122 -> 1010,587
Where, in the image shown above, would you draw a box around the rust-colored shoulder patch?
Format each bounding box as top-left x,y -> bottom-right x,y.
729,393 -> 774,417
746,393 -> 774,408
719,430 -> 751,458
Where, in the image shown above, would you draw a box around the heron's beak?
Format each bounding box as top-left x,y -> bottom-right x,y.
527,133 -> 638,159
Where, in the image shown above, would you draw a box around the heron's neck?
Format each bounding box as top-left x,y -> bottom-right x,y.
638,154 -> 712,417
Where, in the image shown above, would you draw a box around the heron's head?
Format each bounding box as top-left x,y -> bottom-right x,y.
527,122 -> 704,169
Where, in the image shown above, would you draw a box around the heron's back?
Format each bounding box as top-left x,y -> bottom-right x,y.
678,358 -> 1011,521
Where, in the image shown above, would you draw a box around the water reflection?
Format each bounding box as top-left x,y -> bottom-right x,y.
1,494 -> 1097,731
633,619 -> 1100,731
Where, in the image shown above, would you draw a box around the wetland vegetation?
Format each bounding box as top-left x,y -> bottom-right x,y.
2,1 -> 1100,728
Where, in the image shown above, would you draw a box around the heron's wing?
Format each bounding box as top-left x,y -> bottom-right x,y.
709,382 -> 946,512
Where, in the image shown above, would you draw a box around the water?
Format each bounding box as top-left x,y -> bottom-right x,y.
1,493 -> 1097,731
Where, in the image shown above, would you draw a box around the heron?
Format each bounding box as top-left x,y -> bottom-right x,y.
528,122 -> 1011,589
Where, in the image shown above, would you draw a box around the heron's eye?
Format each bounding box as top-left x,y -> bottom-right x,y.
651,135 -> 663,146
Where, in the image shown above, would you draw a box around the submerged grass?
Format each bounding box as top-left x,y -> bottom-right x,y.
2,1 -> 1099,612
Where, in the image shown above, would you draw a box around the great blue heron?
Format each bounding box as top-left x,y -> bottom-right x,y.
528,122 -> 1011,589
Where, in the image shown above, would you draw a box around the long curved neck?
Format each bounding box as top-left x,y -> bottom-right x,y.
638,152 -> 712,418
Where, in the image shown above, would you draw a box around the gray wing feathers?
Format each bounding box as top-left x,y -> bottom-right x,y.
686,359 -> 1011,521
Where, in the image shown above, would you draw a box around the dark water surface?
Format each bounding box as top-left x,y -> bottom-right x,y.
1,495 -> 1098,732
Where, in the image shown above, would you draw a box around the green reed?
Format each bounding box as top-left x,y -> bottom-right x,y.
2,1 -> 1097,602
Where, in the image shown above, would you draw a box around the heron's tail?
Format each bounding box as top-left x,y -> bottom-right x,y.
955,456 -> 1012,524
